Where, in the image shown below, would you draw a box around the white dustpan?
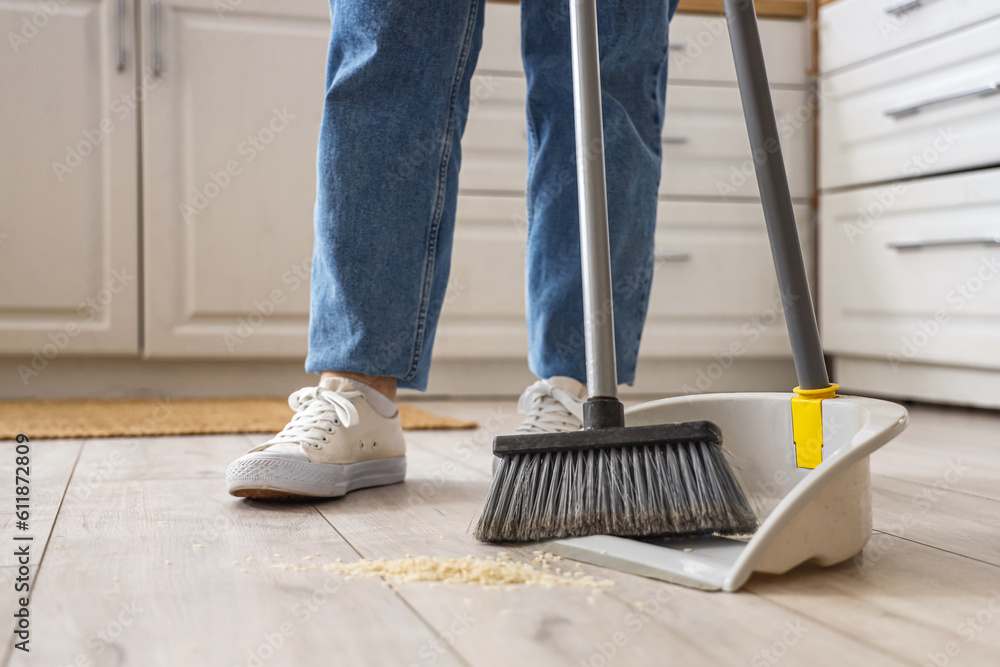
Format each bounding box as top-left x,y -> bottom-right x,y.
545,392 -> 909,591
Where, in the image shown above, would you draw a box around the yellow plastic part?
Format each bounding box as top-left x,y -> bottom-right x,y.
791,384 -> 839,469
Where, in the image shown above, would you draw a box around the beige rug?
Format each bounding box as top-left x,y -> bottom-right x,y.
0,397 -> 477,440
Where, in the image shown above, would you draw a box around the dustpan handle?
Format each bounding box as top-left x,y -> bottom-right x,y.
724,0 -> 830,391
569,0 -> 620,402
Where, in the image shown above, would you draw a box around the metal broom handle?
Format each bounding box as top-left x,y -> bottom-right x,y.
724,0 -> 830,390
569,0 -> 619,400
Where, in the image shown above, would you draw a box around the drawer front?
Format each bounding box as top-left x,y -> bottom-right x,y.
669,14 -> 807,86
641,201 -> 813,358
463,79 -> 813,199
819,168 -> 1000,370
475,10 -> 809,84
820,17 -> 1000,190
662,86 -> 812,199
478,2 -> 522,75
820,0 -> 1000,74
438,197 -> 814,361
460,75 -> 528,193
435,196 -> 528,358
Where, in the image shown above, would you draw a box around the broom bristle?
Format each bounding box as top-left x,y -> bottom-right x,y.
475,440 -> 757,543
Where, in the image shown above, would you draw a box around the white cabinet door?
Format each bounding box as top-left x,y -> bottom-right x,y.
0,0 -> 139,358
141,0 -> 329,357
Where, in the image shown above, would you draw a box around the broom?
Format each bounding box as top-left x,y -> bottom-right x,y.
475,0 -> 757,543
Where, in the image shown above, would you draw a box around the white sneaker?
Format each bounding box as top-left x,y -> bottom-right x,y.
514,376 -> 586,434
226,378 -> 406,499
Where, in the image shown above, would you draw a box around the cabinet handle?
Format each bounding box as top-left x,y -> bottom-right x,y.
887,235 -> 1000,251
115,0 -> 126,71
884,81 -> 1000,119
662,135 -> 689,145
152,0 -> 163,77
884,0 -> 924,16
654,251 -> 691,263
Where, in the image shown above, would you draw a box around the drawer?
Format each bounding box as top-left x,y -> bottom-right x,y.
669,14 -> 808,86
435,196 -> 528,358
662,85 -> 812,199
461,75 -> 527,192
819,168 -> 1000,370
820,0 -> 1000,74
477,2 -> 522,75
820,17 -> 1000,190
463,78 -> 813,199
476,9 -> 809,84
641,200 -> 813,358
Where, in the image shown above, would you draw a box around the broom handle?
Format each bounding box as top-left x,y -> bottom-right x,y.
569,0 -> 619,402
724,0 -> 830,390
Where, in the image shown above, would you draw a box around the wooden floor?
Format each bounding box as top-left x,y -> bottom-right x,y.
2,400 -> 999,666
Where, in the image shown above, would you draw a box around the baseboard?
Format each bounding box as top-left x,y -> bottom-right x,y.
0,355 -> 799,400
834,356 -> 1000,410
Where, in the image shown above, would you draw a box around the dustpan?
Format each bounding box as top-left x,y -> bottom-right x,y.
546,392 -> 908,591
544,0 -> 910,590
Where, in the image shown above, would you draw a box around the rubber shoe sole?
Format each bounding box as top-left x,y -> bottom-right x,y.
227,456 -> 406,499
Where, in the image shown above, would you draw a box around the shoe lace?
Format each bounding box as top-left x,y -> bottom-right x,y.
515,380 -> 584,434
252,386 -> 362,451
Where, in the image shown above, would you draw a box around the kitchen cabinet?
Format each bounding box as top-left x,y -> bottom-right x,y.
0,0 -> 140,360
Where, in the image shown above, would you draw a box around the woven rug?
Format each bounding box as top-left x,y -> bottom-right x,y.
0,397 -> 477,440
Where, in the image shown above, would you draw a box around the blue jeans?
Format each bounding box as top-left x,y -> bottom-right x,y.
306,0 -> 681,391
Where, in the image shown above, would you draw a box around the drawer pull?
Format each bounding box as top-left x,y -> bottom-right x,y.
152,0 -> 164,77
654,251 -> 691,263
115,0 -> 126,71
884,81 -> 1000,119
662,135 -> 689,145
884,0 -> 924,16
887,235 -> 1000,251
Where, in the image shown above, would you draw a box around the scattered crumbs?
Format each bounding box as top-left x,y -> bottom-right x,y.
634,601 -> 646,611
271,562 -> 318,573
600,550 -> 607,555
272,553 -> 282,558
405,554 -> 412,559
157,521 -> 168,525
165,561 -> 171,566
314,552 -> 321,557
105,590 -> 116,596
335,557 -> 343,563
192,544 -> 203,549
587,597 -> 597,605
303,556 -> 313,560
112,577 -> 119,582
683,548 -> 693,553
463,598 -> 472,607
439,535 -> 445,540
241,569 -> 249,574
53,546 -> 59,550
264,558 -> 275,563
246,556 -> 254,562
500,609 -> 512,616
381,581 -> 391,588
322,553 -> 615,589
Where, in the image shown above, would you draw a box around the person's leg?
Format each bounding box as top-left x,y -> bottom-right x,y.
521,0 -> 680,387
306,0 -> 487,396
228,0 -> 486,498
